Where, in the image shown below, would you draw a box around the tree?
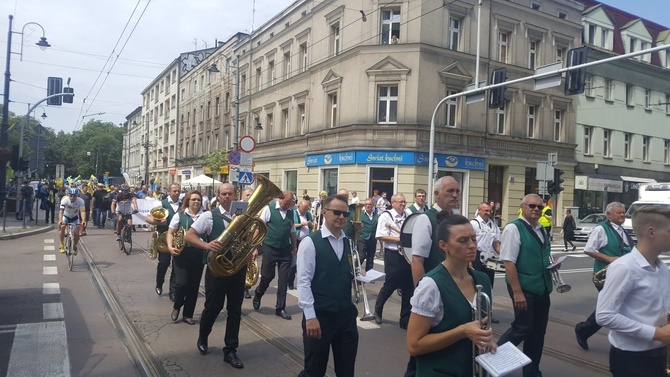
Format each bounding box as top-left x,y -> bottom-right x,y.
203,148 -> 229,181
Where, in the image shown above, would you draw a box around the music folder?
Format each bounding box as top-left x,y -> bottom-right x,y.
475,341 -> 531,377
355,269 -> 385,283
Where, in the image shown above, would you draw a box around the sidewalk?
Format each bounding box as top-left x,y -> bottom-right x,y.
0,213 -> 54,240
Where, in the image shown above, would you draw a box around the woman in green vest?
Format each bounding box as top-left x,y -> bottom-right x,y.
407,214 -> 496,377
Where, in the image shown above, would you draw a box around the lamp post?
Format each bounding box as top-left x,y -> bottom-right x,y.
33,107 -> 47,179
1,14 -> 50,208
86,151 -> 99,176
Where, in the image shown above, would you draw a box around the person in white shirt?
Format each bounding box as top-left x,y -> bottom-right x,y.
376,192 -> 390,211
596,205 -> 670,377
470,202 -> 501,323
350,191 -> 360,204
404,188 -> 429,216
288,199 -> 314,290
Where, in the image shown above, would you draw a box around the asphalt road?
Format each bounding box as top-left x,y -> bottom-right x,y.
1,226 -> 651,376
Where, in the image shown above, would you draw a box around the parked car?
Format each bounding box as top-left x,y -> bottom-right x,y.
573,213 -> 607,241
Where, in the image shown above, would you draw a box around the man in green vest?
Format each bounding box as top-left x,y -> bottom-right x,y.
498,194 -> 554,377
184,182 -> 248,369
296,194 -> 358,377
145,182 -> 181,300
252,191 -> 297,320
404,188 -> 429,216
575,201 -> 633,351
358,198 -> 378,271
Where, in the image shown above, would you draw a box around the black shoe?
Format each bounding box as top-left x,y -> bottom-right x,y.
155,286 -> 162,296
575,323 -> 589,350
171,308 -> 179,322
252,294 -> 261,310
169,292 -> 175,302
197,336 -> 208,355
223,351 -> 244,369
244,289 -> 252,299
573,245 -> 577,251
374,312 -> 382,325
288,284 -> 295,290
182,317 -> 196,325
275,309 -> 292,320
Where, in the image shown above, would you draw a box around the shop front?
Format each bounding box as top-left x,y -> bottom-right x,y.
574,175 -> 657,218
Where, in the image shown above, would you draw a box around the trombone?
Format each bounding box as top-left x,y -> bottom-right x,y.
472,284 -> 492,377
351,203 -> 375,321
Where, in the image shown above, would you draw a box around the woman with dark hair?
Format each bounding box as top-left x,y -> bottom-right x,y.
407,213 -> 496,377
167,190 -> 205,324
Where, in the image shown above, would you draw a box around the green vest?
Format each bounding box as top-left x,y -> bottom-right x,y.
593,222 -> 632,272
343,203 -> 356,239
416,265 -> 492,377
178,212 -> 204,261
408,204 -> 428,214
206,207 -> 230,264
309,231 -> 355,313
505,219 -> 552,296
263,205 -> 294,249
359,211 -> 378,241
157,198 -> 178,233
423,208 -> 445,273
293,210 -> 313,239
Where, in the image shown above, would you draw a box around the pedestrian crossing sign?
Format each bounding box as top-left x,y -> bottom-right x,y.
238,172 -> 254,185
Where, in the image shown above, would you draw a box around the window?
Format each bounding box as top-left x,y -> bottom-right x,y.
624,133 -> 632,159
215,97 -> 220,116
604,79 -> 613,101
558,11 -> 567,20
587,24 -> 596,44
284,51 -> 291,79
495,102 -> 506,134
665,140 -> 670,164
255,67 -> 262,92
626,84 -> 634,107
600,29 -> 609,49
298,104 -> 306,135
282,108 -> 289,138
531,2 -> 541,10
642,136 -> 650,162
629,37 -> 637,54
556,46 -> 566,63
498,32 -> 509,63
330,23 -> 340,56
300,43 -> 308,72
266,113 -> 274,140
529,41 -> 538,69
241,74 -> 246,95
322,168 -> 338,196
603,129 -> 611,158
445,90 -> 458,127
585,74 -> 595,97
268,60 -> 276,86
225,92 -> 229,113
448,18 -> 460,50
527,105 -> 536,138
644,89 -> 651,110
377,86 -> 398,124
328,93 -> 337,128
553,110 -> 562,142
583,126 -> 592,155
380,8 -> 401,44
284,170 -> 298,193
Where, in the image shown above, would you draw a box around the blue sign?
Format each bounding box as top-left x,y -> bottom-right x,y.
305,151 -> 356,167
228,151 -> 241,165
238,172 -> 254,185
182,170 -> 192,175
415,153 -> 486,171
355,151 -> 415,165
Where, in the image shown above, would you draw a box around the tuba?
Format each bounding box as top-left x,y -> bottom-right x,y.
208,175 -> 283,278
245,260 -> 259,289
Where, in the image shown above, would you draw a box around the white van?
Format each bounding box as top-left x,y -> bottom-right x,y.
622,183 -> 670,240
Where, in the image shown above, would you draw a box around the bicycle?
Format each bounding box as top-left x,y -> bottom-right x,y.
63,223 -> 77,271
118,212 -> 135,255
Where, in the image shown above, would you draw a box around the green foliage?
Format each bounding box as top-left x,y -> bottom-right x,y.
203,148 -> 229,174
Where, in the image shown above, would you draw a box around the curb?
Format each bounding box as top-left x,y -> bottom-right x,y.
0,224 -> 55,240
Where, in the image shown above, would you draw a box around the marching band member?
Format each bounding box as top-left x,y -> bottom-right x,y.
166,190 -> 204,325
288,199 -> 314,290
358,198 -> 378,272
404,189 -> 429,215
407,214 -> 495,377
374,193 -> 413,329
470,202 -> 501,323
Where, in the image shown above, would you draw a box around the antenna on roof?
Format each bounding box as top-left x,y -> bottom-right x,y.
250,0 -> 256,33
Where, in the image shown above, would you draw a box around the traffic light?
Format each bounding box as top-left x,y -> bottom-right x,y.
547,180 -> 555,196
488,68 -> 507,109
63,87 -> 74,103
47,77 -> 63,106
564,46 -> 589,96
19,158 -> 30,171
553,169 -> 565,195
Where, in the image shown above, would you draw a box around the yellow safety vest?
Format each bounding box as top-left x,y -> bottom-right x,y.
539,206 -> 552,227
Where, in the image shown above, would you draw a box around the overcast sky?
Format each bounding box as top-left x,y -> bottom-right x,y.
1,0 -> 668,135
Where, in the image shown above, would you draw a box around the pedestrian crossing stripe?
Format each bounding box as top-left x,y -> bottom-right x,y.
238,172 -> 253,185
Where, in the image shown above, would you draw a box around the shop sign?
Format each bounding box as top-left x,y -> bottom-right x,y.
415,153 -> 486,171
575,176 -> 588,190
588,178 -> 622,193
356,151 -> 414,165
305,151 -> 356,166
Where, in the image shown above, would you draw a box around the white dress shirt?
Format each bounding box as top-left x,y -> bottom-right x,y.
596,248 -> 670,351
470,216 -> 500,256
584,222 -> 630,253
499,217 -> 546,264
297,225 -> 348,320
168,208 -> 203,230
411,275 -> 477,327
296,211 -> 310,241
190,205 -> 233,237
411,204 -> 443,259
375,208 -> 405,250
260,202 -> 296,234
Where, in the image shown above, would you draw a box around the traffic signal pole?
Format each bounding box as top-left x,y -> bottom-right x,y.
426,43 -> 670,205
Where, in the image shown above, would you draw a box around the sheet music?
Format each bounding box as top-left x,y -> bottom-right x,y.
230,201 -> 248,216
547,255 -> 567,269
475,341 -> 531,377
355,269 -> 385,283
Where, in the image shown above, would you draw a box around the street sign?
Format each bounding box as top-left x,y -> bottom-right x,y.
182,170 -> 191,175
239,166 -> 252,173
465,81 -> 486,104
240,152 -> 253,166
548,152 -> 558,166
228,151 -> 241,165
534,62 -> 563,90
239,136 -> 256,153
535,162 -> 554,181
219,165 -> 229,174
238,172 -> 254,185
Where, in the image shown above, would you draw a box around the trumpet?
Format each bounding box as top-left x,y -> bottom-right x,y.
549,254 -> 571,293
351,203 -> 375,321
311,202 -> 322,231
472,284 -> 492,377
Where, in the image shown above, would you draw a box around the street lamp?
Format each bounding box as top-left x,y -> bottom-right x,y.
1,14 -> 51,208
86,151 -> 99,176
251,112 -> 263,131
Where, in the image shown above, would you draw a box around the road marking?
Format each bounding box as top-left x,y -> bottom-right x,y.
44,254 -> 56,261
43,283 -> 60,295
6,321 -> 70,377
44,239 -> 54,243
44,245 -> 55,251
43,266 -> 58,275
43,303 -> 65,320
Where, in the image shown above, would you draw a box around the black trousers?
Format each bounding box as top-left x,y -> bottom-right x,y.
497,285 -> 551,377
472,250 -> 496,288
172,248 -> 204,318
577,310 -> 602,340
374,248 -> 413,327
156,251 -> 176,295
199,266 -> 246,352
299,305 -> 359,377
358,237 -> 377,272
563,232 -> 575,249
255,243 -> 292,311
45,201 -> 56,223
610,346 -> 667,377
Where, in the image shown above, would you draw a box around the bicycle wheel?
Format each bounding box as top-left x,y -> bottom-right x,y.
122,226 -> 132,255
66,231 -> 74,271
118,227 -> 124,250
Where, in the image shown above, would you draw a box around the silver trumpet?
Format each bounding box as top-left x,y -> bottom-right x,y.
549,254 -> 571,293
472,284 -> 492,377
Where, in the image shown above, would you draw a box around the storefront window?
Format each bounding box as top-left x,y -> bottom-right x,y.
284,170 -> 297,193
369,167 -> 395,198
322,168 -> 338,195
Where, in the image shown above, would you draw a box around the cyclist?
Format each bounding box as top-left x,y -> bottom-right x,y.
112,184 -> 138,241
58,187 -> 87,254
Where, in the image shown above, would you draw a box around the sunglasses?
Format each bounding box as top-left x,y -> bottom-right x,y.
526,204 -> 545,210
325,208 -> 350,217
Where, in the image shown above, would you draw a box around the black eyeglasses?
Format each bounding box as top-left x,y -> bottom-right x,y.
525,204 -> 545,210
324,208 -> 350,217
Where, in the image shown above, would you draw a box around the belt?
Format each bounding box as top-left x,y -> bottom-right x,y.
611,346 -> 667,358
384,247 -> 399,252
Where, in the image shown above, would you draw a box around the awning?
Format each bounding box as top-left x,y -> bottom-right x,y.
620,176 -> 657,183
